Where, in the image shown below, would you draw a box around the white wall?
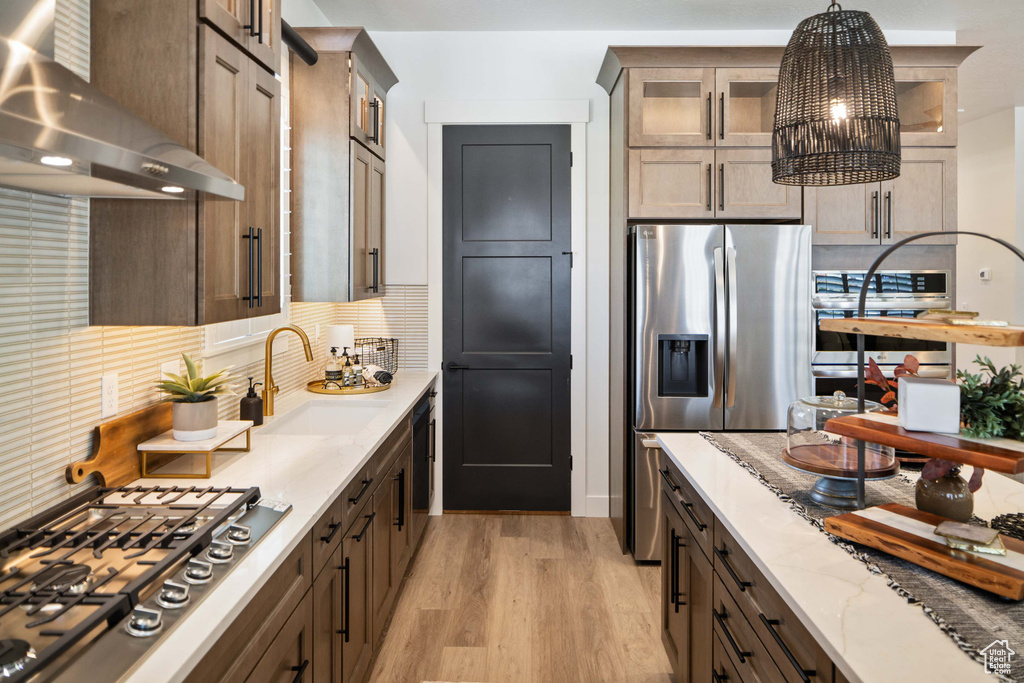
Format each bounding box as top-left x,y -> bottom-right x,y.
282,0 -> 330,26
361,28 -> 954,513
957,108 -> 1022,371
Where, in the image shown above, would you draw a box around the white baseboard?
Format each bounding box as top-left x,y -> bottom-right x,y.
585,494 -> 610,518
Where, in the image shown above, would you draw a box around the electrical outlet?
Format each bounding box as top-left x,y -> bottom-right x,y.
160,359 -> 180,380
101,373 -> 119,419
979,267 -> 993,282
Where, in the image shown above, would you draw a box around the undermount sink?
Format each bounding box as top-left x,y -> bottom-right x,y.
262,400 -> 388,436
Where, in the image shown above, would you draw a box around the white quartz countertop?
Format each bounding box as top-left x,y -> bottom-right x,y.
121,371 -> 437,683
656,433 -> 1024,683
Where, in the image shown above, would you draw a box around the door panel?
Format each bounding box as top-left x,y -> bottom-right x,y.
894,67 -> 957,146
371,487 -> 392,643
351,141 -> 373,301
198,0 -> 250,52
661,492 -> 686,681
716,67 -> 779,147
199,27 -> 246,324
312,546 -> 343,683
717,149 -> 801,220
724,225 -> 812,430
244,62 -> 281,316
805,184 -> 880,245
248,0 -> 281,74
443,125 -> 571,512
884,148 -> 957,246
629,149 -> 715,219
369,155 -> 386,296
342,508 -> 373,683
629,68 -> 716,146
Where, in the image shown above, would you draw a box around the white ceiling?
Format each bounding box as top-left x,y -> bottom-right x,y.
310,0 -> 1024,124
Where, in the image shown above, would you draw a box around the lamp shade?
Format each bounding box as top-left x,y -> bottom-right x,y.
772,6 -> 900,186
325,324 -> 355,356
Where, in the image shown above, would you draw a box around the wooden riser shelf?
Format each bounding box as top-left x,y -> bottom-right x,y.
824,413 -> 1024,475
820,317 -> 1024,347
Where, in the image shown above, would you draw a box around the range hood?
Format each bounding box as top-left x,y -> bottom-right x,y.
0,0 -> 243,200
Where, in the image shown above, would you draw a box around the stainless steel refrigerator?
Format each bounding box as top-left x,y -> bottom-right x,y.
628,224 -> 812,561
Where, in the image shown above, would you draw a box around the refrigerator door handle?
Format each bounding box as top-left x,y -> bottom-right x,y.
726,246 -> 738,408
713,247 -> 726,408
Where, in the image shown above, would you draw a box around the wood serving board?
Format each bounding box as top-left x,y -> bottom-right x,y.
824,413 -> 1024,474
66,403 -> 173,487
825,503 -> 1024,600
819,317 -> 1024,347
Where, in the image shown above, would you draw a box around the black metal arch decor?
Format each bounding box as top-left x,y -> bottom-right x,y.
852,231 -> 1024,508
773,1 -> 901,186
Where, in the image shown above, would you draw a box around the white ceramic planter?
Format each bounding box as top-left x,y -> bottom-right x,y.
172,398 -> 219,441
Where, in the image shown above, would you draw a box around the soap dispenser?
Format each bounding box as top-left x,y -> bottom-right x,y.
239,377 -> 264,425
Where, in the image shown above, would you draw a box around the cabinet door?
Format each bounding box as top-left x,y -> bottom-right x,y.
343,507 -> 374,683
351,54 -> 385,157
369,155 -> 385,297
661,492 -> 687,681
629,149 -> 715,219
351,141 -> 374,301
629,68 -> 716,146
389,443 -> 413,582
312,547 -> 344,683
370,485 -> 393,644
248,0 -> 282,75
683,524 -> 714,683
894,67 -> 957,147
883,148 -> 957,245
716,68 -> 779,147
198,26 -> 248,324
244,61 -> 282,317
805,184 -> 881,245
245,592 -> 313,683
716,148 -> 801,219
198,0 -> 251,52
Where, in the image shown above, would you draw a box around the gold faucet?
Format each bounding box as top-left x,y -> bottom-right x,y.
263,324 -> 314,416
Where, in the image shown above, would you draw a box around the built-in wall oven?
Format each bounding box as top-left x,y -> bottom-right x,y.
812,270 -> 952,398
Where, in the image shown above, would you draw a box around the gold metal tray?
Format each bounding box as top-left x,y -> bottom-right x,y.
305,380 -> 391,396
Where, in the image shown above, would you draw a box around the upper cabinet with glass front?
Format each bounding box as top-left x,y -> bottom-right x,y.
716,68 -> 779,146
629,68 -> 716,146
351,51 -> 388,159
894,68 -> 957,146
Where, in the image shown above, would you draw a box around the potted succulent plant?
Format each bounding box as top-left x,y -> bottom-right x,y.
156,354 -> 233,441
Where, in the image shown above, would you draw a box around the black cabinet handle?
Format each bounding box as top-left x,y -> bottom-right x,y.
349,478 -> 373,505
706,164 -> 712,212
290,660 -> 309,683
352,512 -> 375,542
713,606 -> 752,663
658,468 -> 680,493
369,100 -> 380,145
719,163 -> 725,211
257,0 -> 264,44
719,92 -> 725,140
712,669 -> 728,683
394,468 -> 405,531
714,546 -> 752,592
759,613 -> 816,682
242,228 -> 254,308
706,92 -> 712,140
256,227 -> 263,307
244,0 -> 256,36
428,418 -> 437,462
370,247 -> 380,293
320,520 -> 343,545
885,190 -> 893,240
446,363 -> 469,373
671,530 -> 686,611
337,557 -> 350,641
871,191 -> 879,239
682,501 -> 707,532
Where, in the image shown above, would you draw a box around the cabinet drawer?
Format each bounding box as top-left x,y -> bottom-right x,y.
342,461 -> 377,531
184,538 -> 312,683
660,454 -> 714,559
713,574 -> 786,683
311,495 -> 346,579
373,414 -> 412,477
245,591 -> 314,683
714,521 -> 833,683
715,631 -> 759,683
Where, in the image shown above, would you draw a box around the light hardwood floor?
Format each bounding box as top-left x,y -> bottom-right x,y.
369,515 -> 674,683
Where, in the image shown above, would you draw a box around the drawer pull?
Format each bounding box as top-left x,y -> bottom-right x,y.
714,546 -> 752,592
349,477 -> 374,505
670,528 -> 687,612
352,512 -> 375,542
658,468 -> 680,493
712,668 -> 729,683
682,501 -> 707,532
337,557 -> 350,642
320,520 -> 343,545
290,659 -> 309,683
759,613 -> 816,682
713,606 -> 752,663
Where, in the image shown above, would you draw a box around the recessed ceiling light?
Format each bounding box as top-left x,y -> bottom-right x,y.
161,186 -> 185,194
40,156 -> 73,167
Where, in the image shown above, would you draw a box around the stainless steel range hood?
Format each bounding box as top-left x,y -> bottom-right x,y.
0,0 -> 244,200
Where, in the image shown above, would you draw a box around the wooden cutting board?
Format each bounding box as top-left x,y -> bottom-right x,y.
825,503 -> 1024,600
66,403 -> 173,487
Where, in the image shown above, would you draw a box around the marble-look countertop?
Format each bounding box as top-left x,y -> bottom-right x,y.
657,433 -> 1024,683
121,371 -> 437,683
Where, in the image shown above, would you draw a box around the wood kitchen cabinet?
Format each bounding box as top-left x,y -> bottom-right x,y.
389,443 -> 413,588
717,148 -> 801,219
246,592 -> 314,683
290,28 -> 396,303
89,2 -> 280,326
716,67 -> 779,147
198,0 -> 282,74
342,501 -> 375,683
629,68 -> 716,146
895,67 -> 958,147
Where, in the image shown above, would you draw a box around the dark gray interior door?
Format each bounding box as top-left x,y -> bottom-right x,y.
442,124 -> 572,511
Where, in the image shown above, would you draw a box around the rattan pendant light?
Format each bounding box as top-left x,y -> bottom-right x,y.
772,1 -> 900,186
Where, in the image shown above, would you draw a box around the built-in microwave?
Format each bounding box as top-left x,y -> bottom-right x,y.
812,270 -> 952,380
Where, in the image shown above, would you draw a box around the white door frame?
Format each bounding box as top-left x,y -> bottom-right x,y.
425,100 -> 590,517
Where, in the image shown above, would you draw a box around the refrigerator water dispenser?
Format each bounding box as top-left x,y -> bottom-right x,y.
657,334 -> 708,397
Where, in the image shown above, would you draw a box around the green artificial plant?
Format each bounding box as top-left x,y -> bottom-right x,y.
156,353 -> 233,403
957,356 -> 1024,440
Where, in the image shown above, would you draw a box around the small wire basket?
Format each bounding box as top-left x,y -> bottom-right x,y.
355,337 -> 399,375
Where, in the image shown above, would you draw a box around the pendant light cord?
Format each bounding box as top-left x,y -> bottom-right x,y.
827,1 -> 842,11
